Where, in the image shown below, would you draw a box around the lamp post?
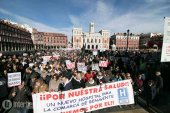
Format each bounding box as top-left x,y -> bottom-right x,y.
127,29 -> 130,51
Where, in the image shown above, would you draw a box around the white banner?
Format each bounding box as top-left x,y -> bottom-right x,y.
92,64 -> 100,71
99,61 -> 108,67
32,80 -> 134,113
8,72 -> 21,87
161,17 -> 170,62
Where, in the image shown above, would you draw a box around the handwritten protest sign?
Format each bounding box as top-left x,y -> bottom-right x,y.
99,61 -> 108,67
78,66 -> 87,73
32,80 -> 134,113
8,72 -> 21,87
42,56 -> 51,62
77,63 -> 85,68
66,62 -> 75,69
92,64 -> 100,71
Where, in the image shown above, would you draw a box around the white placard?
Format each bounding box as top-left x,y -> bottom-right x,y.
93,51 -> 98,55
78,66 -> 87,73
99,61 -> 108,67
92,64 -> 100,71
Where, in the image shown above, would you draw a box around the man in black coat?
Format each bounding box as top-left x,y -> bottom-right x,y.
153,71 -> 163,105
71,72 -> 85,89
8,81 -> 31,113
59,74 -> 73,91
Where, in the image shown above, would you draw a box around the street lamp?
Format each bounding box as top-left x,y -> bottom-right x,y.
127,29 -> 130,51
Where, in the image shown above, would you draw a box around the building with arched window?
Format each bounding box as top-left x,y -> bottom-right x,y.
0,19 -> 33,52
111,33 -> 140,51
72,23 -> 110,50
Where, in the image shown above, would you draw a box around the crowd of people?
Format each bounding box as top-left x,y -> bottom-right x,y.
0,49 -> 166,113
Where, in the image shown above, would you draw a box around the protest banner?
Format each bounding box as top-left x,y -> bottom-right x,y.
8,72 -> 21,87
92,64 -> 100,71
99,61 -> 108,67
66,62 -> 75,69
32,80 -> 134,113
161,17 -> 170,62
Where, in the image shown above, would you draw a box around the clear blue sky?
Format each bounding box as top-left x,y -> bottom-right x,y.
0,0 -> 170,40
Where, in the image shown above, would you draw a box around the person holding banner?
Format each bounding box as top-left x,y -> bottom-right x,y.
96,72 -> 106,85
49,74 -> 61,92
32,78 -> 48,93
84,70 -> 93,82
85,76 -> 97,87
71,72 -> 85,89
59,74 -> 73,91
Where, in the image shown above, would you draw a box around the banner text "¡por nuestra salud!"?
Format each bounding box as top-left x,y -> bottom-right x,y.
40,81 -> 129,101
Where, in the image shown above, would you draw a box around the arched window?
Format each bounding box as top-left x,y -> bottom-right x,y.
92,45 -> 94,49
96,45 -> 98,49
88,45 -> 90,49
95,39 -> 97,43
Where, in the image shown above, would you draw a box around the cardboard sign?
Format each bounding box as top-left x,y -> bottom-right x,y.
78,66 -> 87,72
99,61 -> 108,67
8,72 -> 21,87
93,51 -> 98,56
92,64 -> 100,71
42,56 -> 51,62
66,62 -> 75,69
65,60 -> 71,64
32,80 -> 134,113
77,63 -> 85,68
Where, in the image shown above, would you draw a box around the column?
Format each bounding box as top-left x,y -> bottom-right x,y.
4,43 -> 6,51
0,43 -> 1,51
